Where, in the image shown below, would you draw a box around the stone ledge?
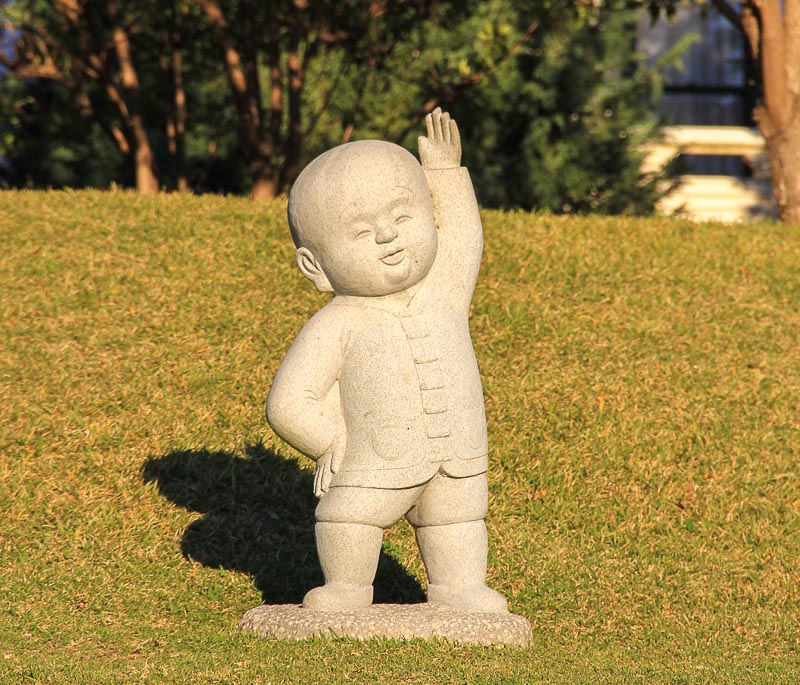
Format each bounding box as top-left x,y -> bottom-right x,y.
238,603 -> 532,647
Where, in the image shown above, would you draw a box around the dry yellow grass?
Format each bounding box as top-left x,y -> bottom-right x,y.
1,190 -> 799,683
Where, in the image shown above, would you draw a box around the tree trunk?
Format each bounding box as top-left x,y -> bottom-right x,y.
251,175 -> 280,200
763,123 -> 800,224
198,0 -> 275,199
250,155 -> 279,200
108,1 -> 159,194
133,136 -> 160,194
168,20 -> 188,192
280,28 -> 303,189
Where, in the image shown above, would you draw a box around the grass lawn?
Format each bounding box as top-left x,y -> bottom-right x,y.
1,190 -> 799,684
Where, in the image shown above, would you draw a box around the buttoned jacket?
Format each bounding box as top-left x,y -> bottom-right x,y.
268,166 -> 487,488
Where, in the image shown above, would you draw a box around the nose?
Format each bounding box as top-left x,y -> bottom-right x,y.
374,219 -> 398,244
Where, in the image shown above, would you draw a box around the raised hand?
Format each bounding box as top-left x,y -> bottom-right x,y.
418,107 -> 461,170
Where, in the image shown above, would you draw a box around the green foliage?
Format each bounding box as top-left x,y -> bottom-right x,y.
448,3 -> 663,213
0,78 -> 124,188
2,191 -> 800,683
0,0 -> 239,191
300,1 -> 523,148
303,1 -> 665,213
1,1 -> 669,211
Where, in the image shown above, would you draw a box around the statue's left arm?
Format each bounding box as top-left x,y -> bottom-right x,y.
418,108 -> 483,309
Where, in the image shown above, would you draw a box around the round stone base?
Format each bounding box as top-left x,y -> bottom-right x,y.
238,603 -> 531,647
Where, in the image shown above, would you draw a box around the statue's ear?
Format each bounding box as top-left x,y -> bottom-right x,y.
296,247 -> 333,293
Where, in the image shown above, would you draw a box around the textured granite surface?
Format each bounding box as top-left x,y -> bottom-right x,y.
238,603 -> 532,647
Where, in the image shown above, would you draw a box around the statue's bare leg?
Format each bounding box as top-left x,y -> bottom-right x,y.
415,519 -> 508,613
304,485 -> 424,612
302,522 -> 382,612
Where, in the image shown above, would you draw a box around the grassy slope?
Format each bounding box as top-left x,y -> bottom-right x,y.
1,190 -> 798,684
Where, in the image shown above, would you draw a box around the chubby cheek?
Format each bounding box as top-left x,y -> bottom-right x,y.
324,249 -> 367,291
409,223 -> 438,268
348,251 -> 378,283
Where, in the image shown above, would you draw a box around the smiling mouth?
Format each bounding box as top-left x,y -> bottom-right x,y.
380,248 -> 406,266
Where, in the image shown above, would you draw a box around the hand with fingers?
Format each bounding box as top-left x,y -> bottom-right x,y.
418,107 -> 461,170
314,429 -> 345,497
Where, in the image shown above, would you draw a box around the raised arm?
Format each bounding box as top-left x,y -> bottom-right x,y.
417,108 -> 483,307
266,307 -> 346,496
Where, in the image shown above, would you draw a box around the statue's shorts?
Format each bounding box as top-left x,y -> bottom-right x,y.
315,471 -> 488,529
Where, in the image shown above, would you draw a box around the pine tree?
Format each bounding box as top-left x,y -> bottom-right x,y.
448,3 -> 663,213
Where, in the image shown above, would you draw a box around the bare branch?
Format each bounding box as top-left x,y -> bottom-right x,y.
709,0 -> 742,31
53,0 -> 82,25
316,25 -> 351,44
110,125 -> 131,155
740,3 -> 760,60
197,0 -> 263,149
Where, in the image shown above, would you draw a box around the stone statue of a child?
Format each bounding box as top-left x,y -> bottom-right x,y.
267,108 -> 508,614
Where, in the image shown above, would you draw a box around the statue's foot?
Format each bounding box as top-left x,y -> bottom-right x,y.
302,583 -> 373,612
427,584 -> 509,614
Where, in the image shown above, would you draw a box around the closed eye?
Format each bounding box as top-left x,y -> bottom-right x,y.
394,214 -> 411,224
351,224 -> 372,239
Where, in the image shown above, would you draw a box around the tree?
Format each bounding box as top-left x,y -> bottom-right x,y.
439,1 -> 663,213
0,0 -> 160,193
645,0 -> 800,223
1,0 -> 666,213
310,0 -> 662,213
160,0 -> 190,192
195,0 -> 439,199
296,1 -> 539,151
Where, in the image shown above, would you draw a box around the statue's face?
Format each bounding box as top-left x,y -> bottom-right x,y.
301,146 -> 438,297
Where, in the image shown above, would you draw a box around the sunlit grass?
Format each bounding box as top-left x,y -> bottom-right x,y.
1,190 -> 799,684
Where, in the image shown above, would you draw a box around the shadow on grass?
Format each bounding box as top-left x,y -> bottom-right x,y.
142,443 -> 425,605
